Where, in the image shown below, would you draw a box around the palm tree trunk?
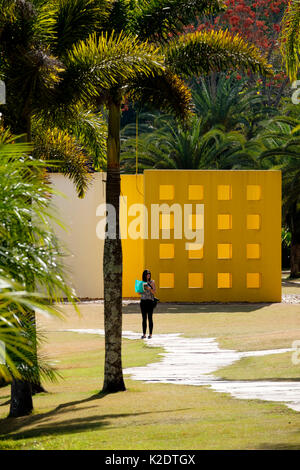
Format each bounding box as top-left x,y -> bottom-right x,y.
102,99 -> 126,393
8,114 -> 43,418
290,241 -> 300,278
9,379 -> 33,417
289,204 -> 300,278
9,311 -> 36,417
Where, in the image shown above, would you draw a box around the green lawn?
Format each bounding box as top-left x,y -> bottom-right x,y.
217,352 -> 300,381
0,289 -> 300,450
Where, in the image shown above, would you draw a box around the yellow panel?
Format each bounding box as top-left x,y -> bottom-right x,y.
159,185 -> 174,200
247,214 -> 261,230
217,244 -> 232,259
160,213 -> 174,230
247,185 -> 261,200
247,272 -> 261,288
188,243 -> 204,259
188,213 -> 204,230
188,185 -> 204,200
121,174 -> 144,298
188,273 -> 204,288
218,273 -> 232,288
160,272 -> 174,288
159,244 -> 174,259
218,214 -> 232,230
142,170 -> 281,302
247,243 -> 260,259
218,185 -> 232,200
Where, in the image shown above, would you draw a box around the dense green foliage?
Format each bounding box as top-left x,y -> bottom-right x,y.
0,143 -> 77,384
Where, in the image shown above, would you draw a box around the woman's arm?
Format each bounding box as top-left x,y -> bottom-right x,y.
150,280 -> 156,295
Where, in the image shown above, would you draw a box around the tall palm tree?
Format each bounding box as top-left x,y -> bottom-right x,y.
0,0 -> 169,403
93,1 -> 273,393
0,142 -> 78,416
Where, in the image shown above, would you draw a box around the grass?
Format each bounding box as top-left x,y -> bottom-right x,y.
216,352 -> 300,381
0,291 -> 300,450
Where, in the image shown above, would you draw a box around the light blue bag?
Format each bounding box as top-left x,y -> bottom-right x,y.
135,280 -> 145,294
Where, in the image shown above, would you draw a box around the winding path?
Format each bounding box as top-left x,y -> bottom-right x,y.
63,329 -> 300,412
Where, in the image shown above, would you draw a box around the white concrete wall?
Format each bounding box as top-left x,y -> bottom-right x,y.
49,173 -> 105,298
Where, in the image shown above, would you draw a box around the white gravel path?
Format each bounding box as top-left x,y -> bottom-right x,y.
62,328 -> 300,412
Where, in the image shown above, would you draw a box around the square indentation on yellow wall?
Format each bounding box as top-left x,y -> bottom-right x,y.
188,185 -> 204,200
218,214 -> 232,230
160,213 -> 174,230
159,185 -> 174,200
246,243 -> 261,259
188,213 -> 204,230
217,244 -> 232,259
218,185 -> 232,200
159,272 -> 174,288
159,244 -> 174,259
247,272 -> 261,288
247,185 -> 261,200
218,273 -> 232,288
188,273 -> 204,288
188,243 -> 204,259
247,214 -> 261,230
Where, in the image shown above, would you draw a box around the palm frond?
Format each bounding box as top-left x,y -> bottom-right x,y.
0,143 -> 78,303
34,104 -> 107,171
33,126 -> 93,198
0,280 -> 64,383
60,31 -> 164,106
280,0 -> 300,81
167,29 -> 274,78
127,70 -> 193,121
127,0 -> 225,41
52,0 -> 111,56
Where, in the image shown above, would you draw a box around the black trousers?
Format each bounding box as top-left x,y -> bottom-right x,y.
140,299 -> 154,335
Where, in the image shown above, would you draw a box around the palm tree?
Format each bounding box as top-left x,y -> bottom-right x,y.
121,113 -> 252,170
93,1 -> 273,393
0,1 -> 170,401
0,142 -> 78,416
0,1 -> 157,194
190,73 -> 275,138
1,0 -> 274,396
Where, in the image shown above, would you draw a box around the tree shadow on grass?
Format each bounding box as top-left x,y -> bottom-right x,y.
0,391 -> 192,442
282,278 -> 300,290
258,443 -> 300,450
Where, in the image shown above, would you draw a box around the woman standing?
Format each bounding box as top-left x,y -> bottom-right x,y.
140,269 -> 156,339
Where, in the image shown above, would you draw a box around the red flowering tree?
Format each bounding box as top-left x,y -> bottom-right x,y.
211,0 -> 287,49
188,0 -> 288,47
187,0 -> 290,105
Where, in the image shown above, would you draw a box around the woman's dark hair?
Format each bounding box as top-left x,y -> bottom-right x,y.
142,269 -> 151,282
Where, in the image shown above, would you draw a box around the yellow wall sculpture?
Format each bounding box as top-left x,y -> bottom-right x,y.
121,170 -> 282,302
